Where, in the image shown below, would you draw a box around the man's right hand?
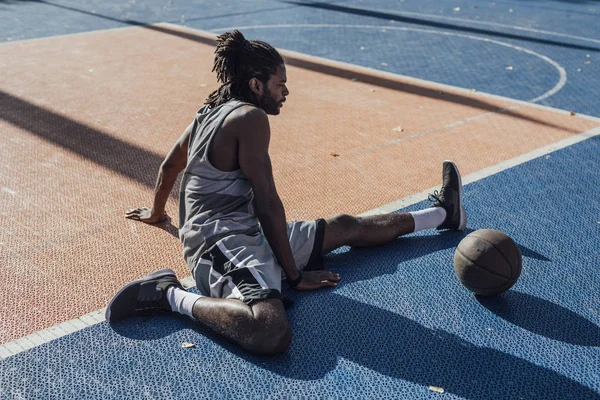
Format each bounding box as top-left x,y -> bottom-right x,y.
294,270 -> 340,291
125,207 -> 167,224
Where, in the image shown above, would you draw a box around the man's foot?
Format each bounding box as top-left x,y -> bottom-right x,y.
105,269 -> 182,322
429,160 -> 467,231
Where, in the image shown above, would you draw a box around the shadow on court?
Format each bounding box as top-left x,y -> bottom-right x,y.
110,231 -> 599,399
478,292 -> 600,346
111,295 -> 599,399
280,1 -> 600,53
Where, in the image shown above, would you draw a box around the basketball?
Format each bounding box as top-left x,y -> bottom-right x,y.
453,229 -> 522,296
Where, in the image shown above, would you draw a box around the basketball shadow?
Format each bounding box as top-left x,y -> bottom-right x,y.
517,244 -> 551,262
477,291 -> 600,346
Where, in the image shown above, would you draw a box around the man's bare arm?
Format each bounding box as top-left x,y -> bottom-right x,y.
125,121 -> 193,223
238,109 -> 339,290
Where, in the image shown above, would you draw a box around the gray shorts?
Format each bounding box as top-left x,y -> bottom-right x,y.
192,219 -> 326,305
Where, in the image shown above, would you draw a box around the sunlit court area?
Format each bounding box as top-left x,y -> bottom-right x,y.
1,0 -> 599,398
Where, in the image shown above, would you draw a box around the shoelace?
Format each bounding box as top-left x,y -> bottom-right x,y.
428,190 -> 442,203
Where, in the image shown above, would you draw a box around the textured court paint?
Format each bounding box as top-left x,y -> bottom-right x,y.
212,23 -> 569,104
1,24 -> 599,344
1,136 -> 599,399
0,0 -> 598,116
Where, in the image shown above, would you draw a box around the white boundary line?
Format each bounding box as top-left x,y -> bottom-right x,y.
2,127 -> 599,360
342,5 -> 600,46
208,23 -> 567,104
1,23 -> 599,361
159,23 -> 600,123
0,24 -> 138,46
0,277 -> 197,360
359,126 -> 600,216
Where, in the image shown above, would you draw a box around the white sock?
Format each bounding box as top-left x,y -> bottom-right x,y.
166,286 -> 203,319
410,207 -> 447,232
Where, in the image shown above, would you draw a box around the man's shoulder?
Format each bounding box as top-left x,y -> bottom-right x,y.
224,104 -> 270,137
231,104 -> 268,123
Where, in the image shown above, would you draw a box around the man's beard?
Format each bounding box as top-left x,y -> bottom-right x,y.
258,88 -> 281,115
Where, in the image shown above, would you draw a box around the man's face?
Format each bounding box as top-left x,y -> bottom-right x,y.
259,65 -> 289,115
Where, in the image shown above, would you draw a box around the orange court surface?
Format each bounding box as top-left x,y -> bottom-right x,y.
1,23 -> 599,347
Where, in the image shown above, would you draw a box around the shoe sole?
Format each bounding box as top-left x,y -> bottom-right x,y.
444,160 -> 467,231
105,268 -> 176,322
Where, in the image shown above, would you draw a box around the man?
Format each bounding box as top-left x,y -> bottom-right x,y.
106,30 -> 467,355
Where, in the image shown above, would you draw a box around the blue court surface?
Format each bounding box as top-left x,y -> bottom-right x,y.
1,0 -> 599,116
1,1 -> 600,399
2,135 -> 599,398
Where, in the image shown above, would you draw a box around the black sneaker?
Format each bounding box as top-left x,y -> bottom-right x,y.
429,160 -> 467,231
105,269 -> 182,322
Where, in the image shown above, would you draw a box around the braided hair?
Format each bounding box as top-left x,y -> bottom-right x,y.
205,30 -> 284,108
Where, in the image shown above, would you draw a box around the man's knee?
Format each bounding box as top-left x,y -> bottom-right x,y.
243,300 -> 292,355
329,214 -> 359,232
245,318 -> 292,355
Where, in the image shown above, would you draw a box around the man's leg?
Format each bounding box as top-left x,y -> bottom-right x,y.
191,297 -> 291,355
105,269 -> 291,356
321,212 -> 417,253
321,160 -> 467,254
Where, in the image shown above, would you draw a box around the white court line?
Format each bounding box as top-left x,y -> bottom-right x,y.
209,23 -> 567,104
0,277 -> 196,360
347,5 -> 600,45
166,22 -> 598,122
359,126 -> 600,216
2,127 -> 599,360
1,23 -> 599,361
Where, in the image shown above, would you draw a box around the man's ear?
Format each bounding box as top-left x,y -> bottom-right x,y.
249,77 -> 263,95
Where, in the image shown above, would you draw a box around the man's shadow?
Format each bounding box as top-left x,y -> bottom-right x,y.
252,293 -> 599,399
112,232 -> 600,399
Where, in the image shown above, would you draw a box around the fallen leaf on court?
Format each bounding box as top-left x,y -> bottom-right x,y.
381,62 -> 388,66
585,61 -> 591,64
506,66 -> 513,71
330,152 -> 340,157
182,342 -> 196,348
453,7 -> 461,11
428,386 -> 445,393
393,126 -> 404,132
570,111 -> 576,116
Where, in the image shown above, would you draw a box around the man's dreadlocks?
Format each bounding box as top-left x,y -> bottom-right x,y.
205,30 -> 284,108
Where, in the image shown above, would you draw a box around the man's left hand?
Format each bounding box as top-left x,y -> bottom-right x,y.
294,270 -> 340,291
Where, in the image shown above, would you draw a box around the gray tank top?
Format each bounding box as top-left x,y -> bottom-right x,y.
179,99 -> 259,270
